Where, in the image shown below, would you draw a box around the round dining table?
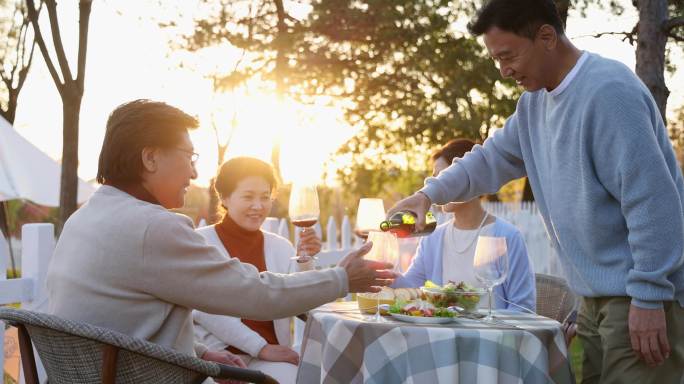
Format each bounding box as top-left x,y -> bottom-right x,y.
296,301 -> 574,384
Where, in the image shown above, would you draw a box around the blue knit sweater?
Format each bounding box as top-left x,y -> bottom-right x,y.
421,52 -> 684,309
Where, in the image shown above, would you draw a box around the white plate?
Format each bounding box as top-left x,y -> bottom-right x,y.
389,312 -> 455,324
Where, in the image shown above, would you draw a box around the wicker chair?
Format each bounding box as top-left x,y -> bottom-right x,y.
535,273 -> 577,323
0,307 -> 278,384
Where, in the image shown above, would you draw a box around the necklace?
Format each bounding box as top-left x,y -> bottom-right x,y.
450,212 -> 490,254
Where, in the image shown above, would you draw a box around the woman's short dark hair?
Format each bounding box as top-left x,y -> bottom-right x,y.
468,0 -> 564,39
431,138 -> 477,164
96,99 -> 199,184
213,156 -> 278,200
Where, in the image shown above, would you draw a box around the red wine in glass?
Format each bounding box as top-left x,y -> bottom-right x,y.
292,218 -> 318,228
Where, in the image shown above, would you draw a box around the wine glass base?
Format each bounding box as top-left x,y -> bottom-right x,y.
289,256 -> 317,261
366,314 -> 389,323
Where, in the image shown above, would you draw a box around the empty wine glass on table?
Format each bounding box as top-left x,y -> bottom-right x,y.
354,198 -> 387,241
364,231 -> 399,323
473,236 -> 509,322
288,183 -> 320,266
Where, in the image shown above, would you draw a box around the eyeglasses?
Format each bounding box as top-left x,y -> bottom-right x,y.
174,148 -> 200,165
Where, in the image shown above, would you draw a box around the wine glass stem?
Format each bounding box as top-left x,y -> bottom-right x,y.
299,228 -> 307,258
487,286 -> 493,319
375,296 -> 381,322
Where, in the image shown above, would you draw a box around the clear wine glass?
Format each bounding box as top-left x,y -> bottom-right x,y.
473,236 -> 509,322
354,198 -> 386,241
288,183 -> 320,263
364,231 -> 399,323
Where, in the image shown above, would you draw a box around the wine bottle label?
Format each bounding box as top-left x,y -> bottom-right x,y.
401,213 -> 416,225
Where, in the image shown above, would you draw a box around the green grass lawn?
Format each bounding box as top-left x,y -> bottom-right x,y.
569,337 -> 583,383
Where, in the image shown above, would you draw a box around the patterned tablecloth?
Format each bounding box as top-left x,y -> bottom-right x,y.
297,301 -> 574,384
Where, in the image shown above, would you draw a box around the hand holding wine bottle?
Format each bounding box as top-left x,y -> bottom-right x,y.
385,192 -> 433,234
380,210 -> 437,238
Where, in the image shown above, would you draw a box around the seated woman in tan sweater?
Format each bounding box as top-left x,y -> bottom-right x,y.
194,157 -> 318,384
46,99 -> 397,378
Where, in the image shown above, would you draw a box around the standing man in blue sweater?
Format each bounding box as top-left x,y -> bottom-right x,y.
388,0 -> 684,382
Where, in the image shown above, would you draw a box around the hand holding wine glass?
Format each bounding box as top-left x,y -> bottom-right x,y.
289,183 -> 320,265
337,242 -> 398,293
296,229 -> 322,257
473,236 -> 509,322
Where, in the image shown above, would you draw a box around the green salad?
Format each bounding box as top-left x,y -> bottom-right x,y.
422,280 -> 483,312
389,299 -> 454,318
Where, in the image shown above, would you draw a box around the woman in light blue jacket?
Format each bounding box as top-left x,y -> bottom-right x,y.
393,139 -> 536,312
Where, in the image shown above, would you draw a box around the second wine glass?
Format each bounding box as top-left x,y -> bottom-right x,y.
288,183 -> 320,262
473,236 -> 509,322
365,231 -> 399,323
354,198 -> 386,240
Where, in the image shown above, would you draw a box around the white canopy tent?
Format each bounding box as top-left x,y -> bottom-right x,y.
0,115 -> 96,206
0,115 -> 96,283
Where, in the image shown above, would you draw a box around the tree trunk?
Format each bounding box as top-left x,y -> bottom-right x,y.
273,0 -> 287,96
0,203 -> 10,242
271,0 -> 287,185
0,201 -> 17,276
26,0 -> 91,231
206,142 -> 228,224
3,91 -> 18,124
58,93 -> 82,231
635,0 -> 670,121
0,87 -> 18,269
207,177 -> 221,224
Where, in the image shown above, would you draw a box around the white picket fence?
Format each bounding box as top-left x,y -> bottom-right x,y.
1,202 -> 560,382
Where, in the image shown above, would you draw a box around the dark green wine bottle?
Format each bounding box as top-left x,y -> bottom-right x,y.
379,211 -> 437,238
